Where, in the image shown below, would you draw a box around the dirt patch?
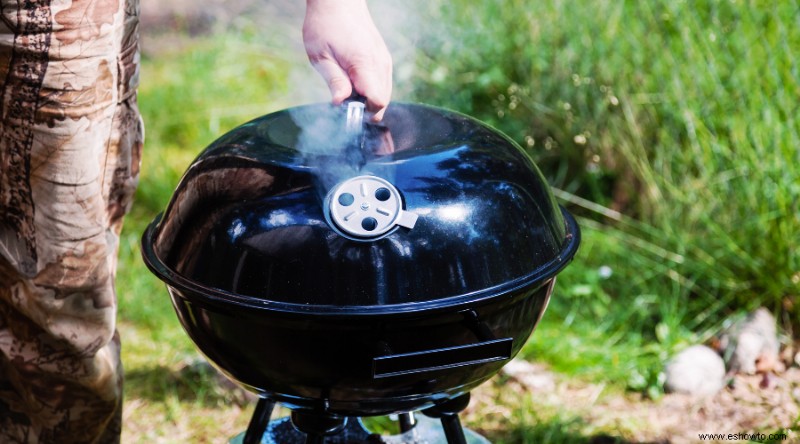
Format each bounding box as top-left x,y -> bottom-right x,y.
476,359 -> 800,443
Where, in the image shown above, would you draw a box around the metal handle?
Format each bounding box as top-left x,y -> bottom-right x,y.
341,94 -> 367,166
344,101 -> 365,136
343,93 -> 367,135
372,337 -> 513,379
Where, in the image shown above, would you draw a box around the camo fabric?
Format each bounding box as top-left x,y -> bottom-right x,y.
0,0 -> 141,442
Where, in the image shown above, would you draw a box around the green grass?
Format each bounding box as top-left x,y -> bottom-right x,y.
410,0 -> 800,394
117,1 -> 799,441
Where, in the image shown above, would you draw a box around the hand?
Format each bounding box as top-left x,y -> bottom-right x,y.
303,0 -> 392,121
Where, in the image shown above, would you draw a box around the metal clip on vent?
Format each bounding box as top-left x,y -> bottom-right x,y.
327,175 -> 418,240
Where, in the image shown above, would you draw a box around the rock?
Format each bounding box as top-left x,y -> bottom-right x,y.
779,343 -> 795,367
664,345 -> 726,396
719,308 -> 780,374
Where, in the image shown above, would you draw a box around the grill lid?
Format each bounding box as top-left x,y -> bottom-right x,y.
145,103 -> 579,312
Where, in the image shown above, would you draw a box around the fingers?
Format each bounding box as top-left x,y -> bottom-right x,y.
310,58 -> 353,105
348,59 -> 392,121
303,0 -> 393,121
355,28 -> 392,121
313,55 -> 392,121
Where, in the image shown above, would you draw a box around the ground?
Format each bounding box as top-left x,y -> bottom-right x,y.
485,359 -> 800,443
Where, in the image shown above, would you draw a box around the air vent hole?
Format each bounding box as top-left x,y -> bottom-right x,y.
361,217 -> 378,231
375,188 -> 391,202
338,193 -> 355,206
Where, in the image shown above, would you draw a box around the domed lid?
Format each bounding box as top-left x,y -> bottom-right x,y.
142,103 -> 579,314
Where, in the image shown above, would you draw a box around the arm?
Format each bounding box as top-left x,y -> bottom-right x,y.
303,0 -> 392,121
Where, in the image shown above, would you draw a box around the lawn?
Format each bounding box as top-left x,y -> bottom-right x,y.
118,1 -> 799,442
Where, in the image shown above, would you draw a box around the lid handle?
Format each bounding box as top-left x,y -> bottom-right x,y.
341,94 -> 367,166
343,94 -> 367,136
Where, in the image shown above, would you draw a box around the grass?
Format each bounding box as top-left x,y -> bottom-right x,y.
410,0 -> 800,395
117,0 -> 799,442
413,0 -> 800,297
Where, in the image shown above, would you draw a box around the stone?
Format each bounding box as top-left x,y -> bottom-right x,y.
664,345 -> 726,396
719,308 -> 780,374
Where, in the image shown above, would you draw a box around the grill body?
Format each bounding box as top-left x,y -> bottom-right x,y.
141,102 -> 580,419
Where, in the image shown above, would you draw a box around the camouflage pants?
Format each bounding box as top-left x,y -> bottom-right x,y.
0,0 -> 142,442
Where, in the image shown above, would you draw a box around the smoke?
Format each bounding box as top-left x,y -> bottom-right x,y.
288,101 -> 400,200
278,0 -> 424,197
366,0 -> 426,101
287,104 -> 363,196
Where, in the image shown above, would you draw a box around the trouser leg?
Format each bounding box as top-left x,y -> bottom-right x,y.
0,0 -> 142,442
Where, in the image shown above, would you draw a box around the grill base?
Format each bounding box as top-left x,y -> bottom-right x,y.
230,394 -> 490,444
230,416 -> 491,444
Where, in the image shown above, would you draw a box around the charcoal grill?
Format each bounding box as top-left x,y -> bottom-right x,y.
141,101 -> 580,443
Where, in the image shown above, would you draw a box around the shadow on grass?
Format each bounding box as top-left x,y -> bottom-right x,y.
125,361 -> 256,408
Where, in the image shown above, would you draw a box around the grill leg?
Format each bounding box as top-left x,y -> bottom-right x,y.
304,434 -> 326,444
398,412 -> 416,433
244,397 -> 276,444
291,410 -> 346,444
422,393 -> 471,444
440,414 -> 468,444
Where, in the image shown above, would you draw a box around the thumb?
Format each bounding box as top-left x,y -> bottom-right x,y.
310,58 -> 353,105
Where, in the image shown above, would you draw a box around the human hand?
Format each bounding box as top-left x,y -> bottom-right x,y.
303,0 -> 392,121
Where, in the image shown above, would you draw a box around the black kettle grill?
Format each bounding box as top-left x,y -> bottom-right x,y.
141,101 -> 580,443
